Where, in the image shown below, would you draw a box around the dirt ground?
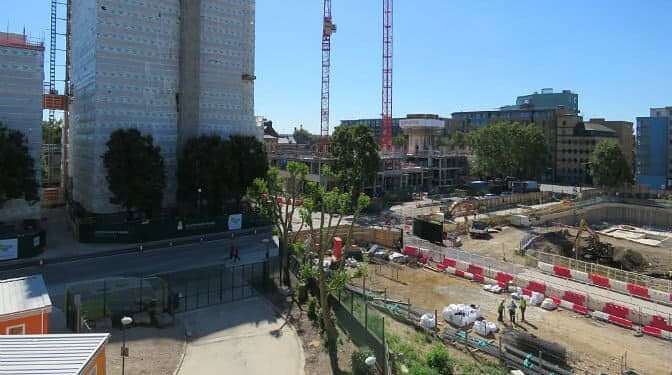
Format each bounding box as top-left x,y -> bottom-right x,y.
267,292 -> 357,375
359,264 -> 672,375
106,324 -> 185,375
459,225 -> 531,265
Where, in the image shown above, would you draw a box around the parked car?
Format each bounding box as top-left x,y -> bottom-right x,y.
388,252 -> 408,264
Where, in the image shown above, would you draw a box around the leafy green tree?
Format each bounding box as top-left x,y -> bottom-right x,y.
0,122 -> 38,205
449,131 -> 467,149
293,127 -> 319,145
102,128 -> 165,218
42,119 -> 63,144
589,139 -> 633,187
229,135 -> 267,204
331,124 -> 381,202
393,133 -> 408,149
468,122 -> 547,179
248,161 -> 309,286
299,185 -> 370,360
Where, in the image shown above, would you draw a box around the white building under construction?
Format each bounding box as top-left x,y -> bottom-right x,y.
70,0 -> 258,213
0,33 -> 44,220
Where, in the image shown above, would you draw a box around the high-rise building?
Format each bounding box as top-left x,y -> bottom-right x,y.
0,32 -> 44,219
636,109 -> 671,189
70,0 -> 258,213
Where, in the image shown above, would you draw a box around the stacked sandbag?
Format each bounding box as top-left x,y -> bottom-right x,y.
473,319 -> 499,337
420,313 -> 436,330
541,298 -> 558,310
529,291 -> 545,306
442,304 -> 482,327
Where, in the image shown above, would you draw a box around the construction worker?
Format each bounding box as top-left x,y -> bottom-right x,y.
497,299 -> 505,322
508,300 -> 517,325
520,297 -> 527,321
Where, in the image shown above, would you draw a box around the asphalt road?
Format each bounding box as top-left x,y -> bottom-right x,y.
0,232 -> 279,306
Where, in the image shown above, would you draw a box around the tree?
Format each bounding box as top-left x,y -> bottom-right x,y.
229,135 -> 267,205
0,122 -> 38,205
331,124 -> 381,202
589,140 -> 633,187
248,161 -> 309,286
392,133 -> 408,149
102,128 -> 166,218
449,131 -> 467,149
299,185 -> 370,362
468,122 -> 547,179
42,119 -> 63,144
293,127 -> 319,145
178,135 -> 266,215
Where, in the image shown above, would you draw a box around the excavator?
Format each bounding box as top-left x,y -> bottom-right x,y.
573,219 -> 613,261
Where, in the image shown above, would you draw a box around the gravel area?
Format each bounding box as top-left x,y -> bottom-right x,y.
106,324 -> 185,375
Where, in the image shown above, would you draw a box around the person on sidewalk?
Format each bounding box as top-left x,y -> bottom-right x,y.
520,298 -> 527,322
508,300 -> 517,325
229,243 -> 235,261
497,299 -> 505,322
234,245 -> 241,262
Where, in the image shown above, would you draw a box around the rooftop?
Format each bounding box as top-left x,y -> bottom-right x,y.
0,275 -> 52,319
583,122 -> 616,133
0,334 -> 109,375
0,32 -> 44,51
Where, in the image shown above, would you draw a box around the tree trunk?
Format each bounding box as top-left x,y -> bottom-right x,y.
279,236 -> 292,287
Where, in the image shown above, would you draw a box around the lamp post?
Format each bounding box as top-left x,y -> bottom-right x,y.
121,316 -> 133,375
197,188 -> 202,216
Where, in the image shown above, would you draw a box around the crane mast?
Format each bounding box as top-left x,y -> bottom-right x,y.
381,0 -> 393,151
320,0 -> 336,152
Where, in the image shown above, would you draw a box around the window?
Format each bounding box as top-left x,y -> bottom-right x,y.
6,324 -> 25,335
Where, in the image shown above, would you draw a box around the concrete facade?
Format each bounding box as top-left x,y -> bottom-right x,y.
70,0 -> 258,213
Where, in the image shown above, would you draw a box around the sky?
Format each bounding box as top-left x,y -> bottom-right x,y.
7,0 -> 672,134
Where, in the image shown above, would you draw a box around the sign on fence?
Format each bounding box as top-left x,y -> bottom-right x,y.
0,238 -> 18,261
228,214 -> 243,230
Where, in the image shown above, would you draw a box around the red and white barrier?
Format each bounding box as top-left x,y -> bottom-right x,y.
537,261 -> 672,306
591,310 -> 634,330
559,300 -> 589,315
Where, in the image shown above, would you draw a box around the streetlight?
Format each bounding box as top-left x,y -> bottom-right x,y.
197,187 -> 202,215
121,316 -> 133,375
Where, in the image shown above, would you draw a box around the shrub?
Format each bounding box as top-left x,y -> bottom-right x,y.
351,350 -> 374,375
426,345 -> 454,375
408,363 -> 439,375
307,296 -> 318,322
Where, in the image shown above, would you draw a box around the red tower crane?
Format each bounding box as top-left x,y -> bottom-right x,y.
320,0 -> 336,152
380,0 -> 393,151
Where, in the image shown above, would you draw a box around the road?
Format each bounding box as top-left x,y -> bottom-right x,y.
0,232 -> 278,307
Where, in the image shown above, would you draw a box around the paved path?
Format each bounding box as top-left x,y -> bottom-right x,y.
178,298 -> 304,375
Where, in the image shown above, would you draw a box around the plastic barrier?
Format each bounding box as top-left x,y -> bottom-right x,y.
627,283 -> 650,300
403,245 -> 419,257
610,279 -> 629,294
603,303 -> 629,320
649,315 -> 672,332
537,262 -> 554,274
442,258 -> 457,267
590,274 -> 611,289
549,295 -> 561,305
473,273 -> 485,283
553,265 -> 572,279
563,291 -> 587,307
495,272 -> 513,285
643,325 -> 664,339
468,264 -> 484,275
527,281 -> 547,295
649,289 -> 669,304
608,315 -> 634,329
455,260 -> 469,272
572,270 -> 591,284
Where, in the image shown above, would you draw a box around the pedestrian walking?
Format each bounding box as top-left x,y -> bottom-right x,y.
508,300 -> 517,325
234,245 -> 241,262
229,243 -> 235,260
520,298 -> 527,321
497,299 -> 505,322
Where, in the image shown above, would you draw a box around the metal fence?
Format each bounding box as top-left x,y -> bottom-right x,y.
66,257 -> 281,331
531,250 -> 672,293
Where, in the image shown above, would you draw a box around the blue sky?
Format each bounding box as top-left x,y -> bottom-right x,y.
8,0 -> 672,134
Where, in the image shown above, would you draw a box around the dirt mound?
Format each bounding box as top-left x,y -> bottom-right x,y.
612,248 -> 645,271
534,231 -> 574,257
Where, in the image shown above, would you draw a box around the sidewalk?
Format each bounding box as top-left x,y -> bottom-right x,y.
178,298 -> 304,375
0,207 -> 271,270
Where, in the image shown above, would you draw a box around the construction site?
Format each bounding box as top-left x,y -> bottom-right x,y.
328,189 -> 672,374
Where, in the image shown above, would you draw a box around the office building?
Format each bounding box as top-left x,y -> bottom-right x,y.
70,0 -> 258,213
501,88 -> 579,113
636,109 -> 671,189
340,117 -> 403,140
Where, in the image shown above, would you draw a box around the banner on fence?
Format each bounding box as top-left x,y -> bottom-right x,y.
0,238 -> 18,261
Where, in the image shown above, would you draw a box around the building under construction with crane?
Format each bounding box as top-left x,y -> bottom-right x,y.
65,0 -> 259,213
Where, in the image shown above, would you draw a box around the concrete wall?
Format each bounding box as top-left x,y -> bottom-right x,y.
539,202 -> 672,228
